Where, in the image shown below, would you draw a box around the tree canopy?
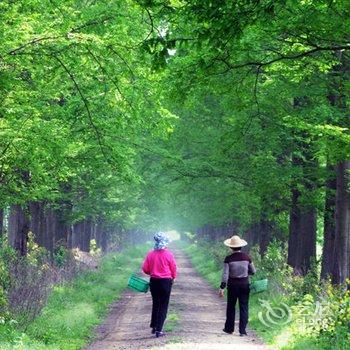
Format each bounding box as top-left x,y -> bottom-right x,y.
0,0 -> 349,283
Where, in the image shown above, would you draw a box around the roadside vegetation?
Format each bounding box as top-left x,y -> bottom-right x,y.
0,244 -> 147,350
179,239 -> 349,350
1,2 -> 350,349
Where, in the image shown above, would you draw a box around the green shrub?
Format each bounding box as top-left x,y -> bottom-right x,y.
250,240 -> 292,284
53,246 -> 69,268
182,239 -> 349,350
27,232 -> 49,266
0,244 -> 17,319
311,283 -> 350,348
89,239 -> 101,257
0,244 -> 148,349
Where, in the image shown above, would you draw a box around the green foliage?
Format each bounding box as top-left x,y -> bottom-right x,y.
0,0 -> 175,234
53,246 -> 69,268
182,240 -> 349,350
27,232 -> 49,266
0,245 -> 148,350
298,259 -> 320,297
310,283 -> 350,348
250,241 -> 292,283
0,244 -> 17,319
133,0 -> 350,251
1,0 -> 350,346
89,239 -> 101,257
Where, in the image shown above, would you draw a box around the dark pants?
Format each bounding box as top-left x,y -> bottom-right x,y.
150,278 -> 172,332
224,283 -> 250,334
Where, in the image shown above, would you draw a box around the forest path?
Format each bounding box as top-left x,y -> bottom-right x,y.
85,247 -> 272,350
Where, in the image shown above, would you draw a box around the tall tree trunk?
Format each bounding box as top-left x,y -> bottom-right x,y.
0,208 -> 3,238
71,219 -> 91,252
288,190 -> 317,274
29,201 -> 46,247
321,165 -> 337,280
259,216 -> 273,256
54,213 -> 69,248
67,225 -> 73,249
287,186 -> 300,267
288,189 -> 317,275
44,208 -> 56,254
81,218 -> 91,252
8,204 -> 30,255
297,208 -> 317,274
332,161 -> 350,284
95,220 -> 108,252
72,221 -> 84,249
245,223 -> 260,248
287,133 -> 317,275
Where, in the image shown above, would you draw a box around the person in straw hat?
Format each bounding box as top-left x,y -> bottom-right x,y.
219,235 -> 256,336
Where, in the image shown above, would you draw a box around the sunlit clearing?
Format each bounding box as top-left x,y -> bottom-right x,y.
165,230 -> 181,241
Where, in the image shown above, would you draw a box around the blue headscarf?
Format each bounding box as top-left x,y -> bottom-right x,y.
154,232 -> 169,250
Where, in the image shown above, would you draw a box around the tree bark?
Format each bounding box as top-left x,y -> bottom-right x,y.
259,216 -> 273,255
81,218 -> 91,252
245,223 -> 260,248
96,221 -> 108,252
54,213 -> 70,248
72,221 -> 84,249
95,220 -> 108,252
332,161 -> 350,284
288,189 -> 317,275
297,208 -> 317,275
287,186 -> 300,267
44,208 -> 56,254
67,225 -> 73,249
8,204 -> 30,256
71,219 -> 91,252
0,208 -> 3,238
287,147 -> 317,275
321,165 -> 337,280
29,201 -> 46,247
29,202 -> 58,254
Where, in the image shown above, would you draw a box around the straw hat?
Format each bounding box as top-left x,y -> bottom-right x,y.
224,235 -> 247,248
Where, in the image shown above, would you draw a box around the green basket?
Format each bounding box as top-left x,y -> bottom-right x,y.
128,274 -> 150,293
250,279 -> 268,293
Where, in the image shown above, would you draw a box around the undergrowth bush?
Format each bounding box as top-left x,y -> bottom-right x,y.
0,244 -> 148,350
181,238 -> 349,350
0,242 -> 17,320
312,283 -> 350,348
0,235 -> 84,329
53,245 -> 69,268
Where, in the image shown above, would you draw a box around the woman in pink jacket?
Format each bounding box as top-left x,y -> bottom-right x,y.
142,232 -> 177,338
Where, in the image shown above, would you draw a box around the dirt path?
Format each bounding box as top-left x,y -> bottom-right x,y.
85,248 -> 272,350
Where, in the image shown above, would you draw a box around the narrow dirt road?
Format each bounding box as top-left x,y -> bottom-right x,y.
85,248 -> 272,350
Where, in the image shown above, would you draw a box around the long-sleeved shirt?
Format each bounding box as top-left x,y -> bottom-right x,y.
220,251 -> 256,289
142,249 -> 177,279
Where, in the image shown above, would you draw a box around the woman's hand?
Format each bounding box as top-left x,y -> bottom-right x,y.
219,289 -> 225,298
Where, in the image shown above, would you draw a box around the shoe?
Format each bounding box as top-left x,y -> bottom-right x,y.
239,331 -> 248,336
223,329 -> 233,334
155,331 -> 165,338
151,328 -> 156,334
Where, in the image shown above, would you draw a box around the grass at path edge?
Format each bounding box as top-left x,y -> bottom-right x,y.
176,240 -> 342,350
0,245 -> 149,350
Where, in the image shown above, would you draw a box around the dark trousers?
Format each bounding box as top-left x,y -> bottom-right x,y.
150,278 -> 172,332
224,283 -> 250,333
